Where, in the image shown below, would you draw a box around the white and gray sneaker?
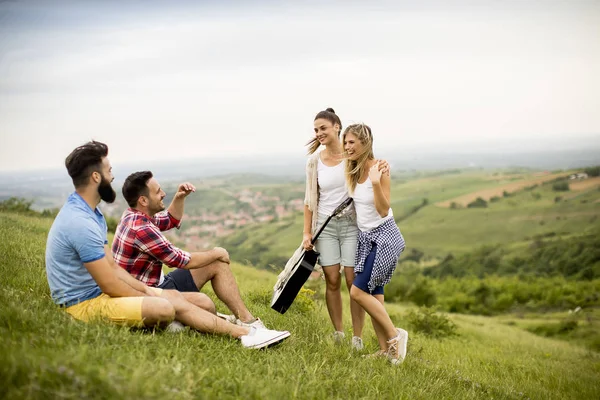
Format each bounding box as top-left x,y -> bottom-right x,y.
166,320 -> 186,333
351,336 -> 364,351
216,312 -> 237,323
333,331 -> 345,343
387,327 -> 409,365
240,328 -> 291,349
396,328 -> 408,361
236,317 -> 267,330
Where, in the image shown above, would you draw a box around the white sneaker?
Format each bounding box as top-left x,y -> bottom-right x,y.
166,320 -> 186,333
387,327 -> 408,365
236,317 -> 267,330
240,328 -> 291,349
351,336 -> 364,351
333,331 -> 345,343
396,328 -> 408,361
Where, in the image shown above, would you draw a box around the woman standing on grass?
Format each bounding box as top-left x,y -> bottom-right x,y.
343,123 -> 408,365
302,108 -> 388,350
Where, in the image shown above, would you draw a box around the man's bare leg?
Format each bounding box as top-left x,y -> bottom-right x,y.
189,261 -> 254,323
160,289 -> 249,337
181,292 -> 216,314
141,297 -> 176,327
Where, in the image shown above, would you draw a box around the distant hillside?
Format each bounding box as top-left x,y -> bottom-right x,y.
2,143 -> 599,211
219,169 -> 600,268
214,169 -> 600,318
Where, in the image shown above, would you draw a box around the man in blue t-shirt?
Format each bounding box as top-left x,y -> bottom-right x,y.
45,141 -> 290,349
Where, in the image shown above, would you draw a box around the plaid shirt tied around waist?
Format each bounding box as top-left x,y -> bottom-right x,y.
112,208 -> 190,287
354,217 -> 406,292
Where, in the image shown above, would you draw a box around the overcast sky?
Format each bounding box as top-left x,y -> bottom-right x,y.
1,0 -> 599,172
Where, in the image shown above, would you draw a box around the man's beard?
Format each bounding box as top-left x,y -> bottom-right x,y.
149,199 -> 166,215
98,176 -> 116,203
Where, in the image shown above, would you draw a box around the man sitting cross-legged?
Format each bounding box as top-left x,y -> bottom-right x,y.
46,141 -> 289,349
112,171 -> 269,330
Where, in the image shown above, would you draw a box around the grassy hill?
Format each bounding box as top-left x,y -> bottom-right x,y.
214,168 -> 600,324
219,169 -> 600,266
2,211 -> 600,399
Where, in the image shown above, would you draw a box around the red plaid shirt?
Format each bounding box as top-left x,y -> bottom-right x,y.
112,208 -> 190,287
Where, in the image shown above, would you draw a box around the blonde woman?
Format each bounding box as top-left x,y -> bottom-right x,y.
303,108 -> 388,350
343,123 -> 408,365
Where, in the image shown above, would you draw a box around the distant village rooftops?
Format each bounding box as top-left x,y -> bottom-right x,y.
569,173 -> 588,180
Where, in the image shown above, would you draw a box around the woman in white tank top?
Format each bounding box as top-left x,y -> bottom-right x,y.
302,108 -> 389,350
343,123 -> 408,365
302,108 -> 365,349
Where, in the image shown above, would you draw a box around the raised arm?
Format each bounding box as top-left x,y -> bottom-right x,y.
369,161 -> 391,217
167,182 -> 196,221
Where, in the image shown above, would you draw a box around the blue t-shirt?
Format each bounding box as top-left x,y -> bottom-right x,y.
45,192 -> 107,306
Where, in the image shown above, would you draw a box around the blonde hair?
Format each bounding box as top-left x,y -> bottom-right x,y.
306,108 -> 342,155
343,123 -> 374,195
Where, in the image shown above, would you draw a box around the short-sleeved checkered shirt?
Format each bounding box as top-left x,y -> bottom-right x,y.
112,208 -> 190,287
354,217 -> 405,292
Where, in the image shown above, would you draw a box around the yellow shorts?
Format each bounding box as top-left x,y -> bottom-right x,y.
65,288 -> 163,327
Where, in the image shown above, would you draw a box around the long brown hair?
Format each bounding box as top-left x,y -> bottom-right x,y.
343,123 -> 374,195
306,108 -> 342,155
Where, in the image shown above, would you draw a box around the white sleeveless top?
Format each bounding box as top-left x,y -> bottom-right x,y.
353,177 -> 393,232
317,157 -> 349,215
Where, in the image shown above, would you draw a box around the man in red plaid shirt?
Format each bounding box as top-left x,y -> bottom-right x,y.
112,171 -> 269,330
50,144 -> 289,350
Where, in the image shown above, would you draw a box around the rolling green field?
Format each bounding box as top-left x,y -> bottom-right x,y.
220,169 -> 600,266
2,211 -> 600,399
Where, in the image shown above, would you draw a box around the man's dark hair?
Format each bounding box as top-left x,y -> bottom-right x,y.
122,171 -> 154,207
65,141 -> 109,188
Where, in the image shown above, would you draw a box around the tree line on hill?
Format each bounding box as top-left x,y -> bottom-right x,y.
385,232 -> 600,315
0,197 -> 119,233
422,233 -> 600,281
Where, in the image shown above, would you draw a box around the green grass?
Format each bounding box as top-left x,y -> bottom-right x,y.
2,211 -> 600,399
389,171 -> 504,213
496,310 -> 600,352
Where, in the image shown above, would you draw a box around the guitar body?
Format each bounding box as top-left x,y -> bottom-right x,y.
271,197 -> 353,315
271,249 -> 319,314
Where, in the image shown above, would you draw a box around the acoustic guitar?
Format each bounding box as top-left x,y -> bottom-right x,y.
271,197 -> 354,314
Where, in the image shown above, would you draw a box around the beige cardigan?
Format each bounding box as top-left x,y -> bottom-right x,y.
274,153 -> 321,291
304,151 -> 320,234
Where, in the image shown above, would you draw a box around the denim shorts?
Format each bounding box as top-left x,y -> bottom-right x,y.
353,243 -> 384,295
315,213 -> 358,267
